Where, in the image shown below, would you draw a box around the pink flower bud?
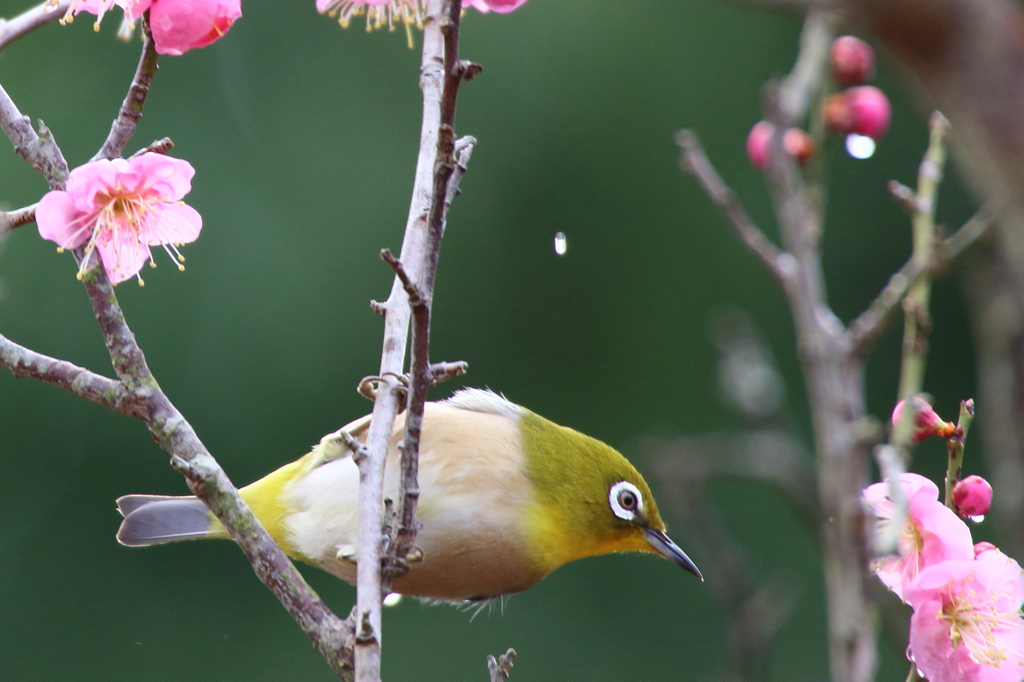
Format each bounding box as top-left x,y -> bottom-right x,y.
150,0 -> 241,56
830,36 -> 875,88
891,397 -> 955,443
746,121 -> 773,170
823,86 -> 892,141
846,86 -> 891,140
953,475 -> 993,518
974,541 -> 998,557
783,128 -> 815,165
746,122 -> 815,171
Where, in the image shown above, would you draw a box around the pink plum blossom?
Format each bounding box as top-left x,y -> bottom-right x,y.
149,0 -> 242,56
954,476 -> 994,519
905,549 -> 1024,682
36,153 -> 201,285
864,473 -> 975,600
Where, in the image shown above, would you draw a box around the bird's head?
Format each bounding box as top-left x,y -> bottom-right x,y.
520,411 -> 702,581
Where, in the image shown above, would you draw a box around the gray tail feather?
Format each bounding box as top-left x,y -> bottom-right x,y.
116,494 -> 213,547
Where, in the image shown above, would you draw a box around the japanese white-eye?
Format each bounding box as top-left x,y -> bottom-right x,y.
116,388 -> 702,601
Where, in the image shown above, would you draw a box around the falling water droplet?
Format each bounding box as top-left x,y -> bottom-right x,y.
383,593 -> 403,607
845,134 -> 876,159
968,514 -> 985,523
553,231 -> 567,256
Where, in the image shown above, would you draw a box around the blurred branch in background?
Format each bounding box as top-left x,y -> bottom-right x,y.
648,308 -> 807,682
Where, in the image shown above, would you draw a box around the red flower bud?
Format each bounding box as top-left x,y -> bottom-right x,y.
891,397 -> 955,442
846,86 -> 891,140
831,36 -> 875,88
823,86 -> 892,141
783,128 -> 815,165
953,475 -> 993,518
746,122 -> 815,171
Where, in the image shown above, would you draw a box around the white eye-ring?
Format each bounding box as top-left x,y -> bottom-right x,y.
609,480 -> 643,521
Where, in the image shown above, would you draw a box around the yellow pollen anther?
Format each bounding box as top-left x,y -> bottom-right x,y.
138,278 -> 145,287
178,264 -> 185,272
93,21 -> 101,31
76,272 -> 83,281
56,247 -> 64,253
149,261 -> 157,269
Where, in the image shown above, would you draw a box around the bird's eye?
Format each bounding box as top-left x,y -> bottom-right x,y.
609,481 -> 643,521
618,489 -> 637,510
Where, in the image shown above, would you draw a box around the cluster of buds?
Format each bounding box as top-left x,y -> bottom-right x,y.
822,36 -> 891,144
747,34 -> 888,171
745,121 -> 814,171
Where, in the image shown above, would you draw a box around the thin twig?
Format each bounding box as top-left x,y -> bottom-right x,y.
0,202 -> 38,234
353,0 -> 466,677
387,0 -> 469,593
675,129 -> 796,290
0,333 -> 138,415
93,18 -> 159,161
0,1 -> 71,53
487,648 -> 516,682
848,203 -> 996,353
129,136 -> 174,157
777,9 -> 840,125
894,112 -> 950,410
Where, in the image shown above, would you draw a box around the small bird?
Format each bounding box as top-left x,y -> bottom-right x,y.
117,388 -> 702,601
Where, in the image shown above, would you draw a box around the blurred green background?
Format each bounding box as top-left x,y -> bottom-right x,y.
0,1 -> 980,679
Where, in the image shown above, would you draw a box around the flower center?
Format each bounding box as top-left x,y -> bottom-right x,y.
318,0 -> 425,48
942,583 -> 1023,666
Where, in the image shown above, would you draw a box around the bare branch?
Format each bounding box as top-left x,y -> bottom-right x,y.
777,9 -> 841,124
0,201 -> 38,235
93,19 -> 159,161
0,82 -> 68,190
0,1 -> 71,53
0,333 -> 139,416
129,136 -> 174,157
675,129 -> 797,291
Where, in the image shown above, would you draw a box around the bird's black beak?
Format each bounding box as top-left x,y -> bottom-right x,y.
644,527 -> 703,581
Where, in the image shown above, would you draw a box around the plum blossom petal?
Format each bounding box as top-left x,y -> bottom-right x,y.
864,473 -> 975,600
464,0 -> 530,13
36,153 -> 202,286
905,551 -> 1024,682
149,0 -> 242,56
50,0 -> 152,30
37,192 -> 91,249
